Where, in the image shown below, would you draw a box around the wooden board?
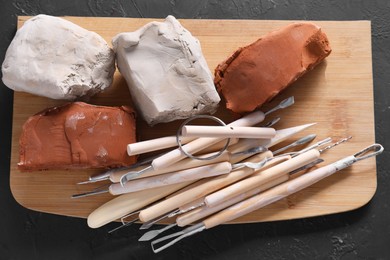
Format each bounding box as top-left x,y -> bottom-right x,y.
10,17 -> 376,224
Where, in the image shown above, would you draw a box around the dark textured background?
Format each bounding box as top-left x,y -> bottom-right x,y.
1,0 -> 389,259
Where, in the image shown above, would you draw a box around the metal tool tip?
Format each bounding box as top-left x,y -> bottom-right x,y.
280,96 -> 295,108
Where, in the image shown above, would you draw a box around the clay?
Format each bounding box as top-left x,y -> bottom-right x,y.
113,15 -> 220,125
2,15 -> 115,100
215,22 -> 332,113
18,102 -> 136,171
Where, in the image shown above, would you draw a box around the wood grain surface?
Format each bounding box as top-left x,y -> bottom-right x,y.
9,17 -> 375,224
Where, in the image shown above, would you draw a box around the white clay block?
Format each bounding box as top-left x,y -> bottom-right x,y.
112,15 -> 220,125
1,14 -> 115,100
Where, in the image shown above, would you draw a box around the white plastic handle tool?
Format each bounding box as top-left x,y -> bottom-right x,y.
182,125 -> 276,139
110,151 -> 231,183
176,175 -> 289,227
109,162 -> 233,195
204,149 -> 320,208
151,110 -> 266,170
87,181 -> 193,228
127,136 -> 195,156
138,151 -> 272,222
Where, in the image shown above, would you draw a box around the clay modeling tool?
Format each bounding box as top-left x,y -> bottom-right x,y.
181,125 -> 276,139
85,150 -> 283,198
272,134 -> 316,155
73,162 -> 233,198
120,97 -> 295,185
262,117 -> 280,128
138,136 -> 329,229
78,151 -> 231,185
204,137 -> 351,208
127,116 -> 283,158
150,144 -> 383,253
127,136 -> 240,157
86,122 -> 313,228
87,182 -> 194,229
138,153 -> 291,230
107,210 -> 141,233
127,136 -> 196,156
137,122 -> 315,222
78,142 -> 266,186
126,114 -> 279,157
73,145 -> 270,198
138,159 -> 323,241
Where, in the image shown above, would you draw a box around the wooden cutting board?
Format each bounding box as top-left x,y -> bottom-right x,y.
10,17 -> 376,224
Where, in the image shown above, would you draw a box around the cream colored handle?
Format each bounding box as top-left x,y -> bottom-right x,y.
166,178 -> 210,199
203,164 -> 338,229
109,150 -> 231,183
127,136 -> 195,156
151,111 -> 265,170
204,149 -> 320,208
198,137 -> 239,154
87,181 -> 192,228
176,174 -> 289,227
138,151 -> 271,222
109,162 -> 233,195
182,126 -> 276,139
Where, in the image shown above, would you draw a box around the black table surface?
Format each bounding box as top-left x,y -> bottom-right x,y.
1,1 -> 389,259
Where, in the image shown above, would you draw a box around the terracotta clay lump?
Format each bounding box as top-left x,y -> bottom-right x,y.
18,102 -> 137,171
215,22 -> 332,114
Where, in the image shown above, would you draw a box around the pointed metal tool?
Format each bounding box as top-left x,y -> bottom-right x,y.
273,134 -> 316,155
107,210 -> 141,233
139,210 -> 179,230
261,117 -> 281,127
77,154 -> 161,185
264,96 -> 294,116
139,223 -> 177,242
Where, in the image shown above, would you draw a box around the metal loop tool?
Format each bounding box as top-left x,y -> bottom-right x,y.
176,115 -> 231,161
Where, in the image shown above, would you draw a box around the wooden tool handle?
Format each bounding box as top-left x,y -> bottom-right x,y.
182,126 -> 276,139
127,136 -> 195,156
138,151 -> 271,222
151,111 -> 265,170
109,162 -> 233,195
204,149 -> 320,208
198,137 -> 239,154
203,164 -> 338,229
110,150 -> 231,183
87,181 -> 192,228
177,174 -> 289,227
167,178 -> 210,199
